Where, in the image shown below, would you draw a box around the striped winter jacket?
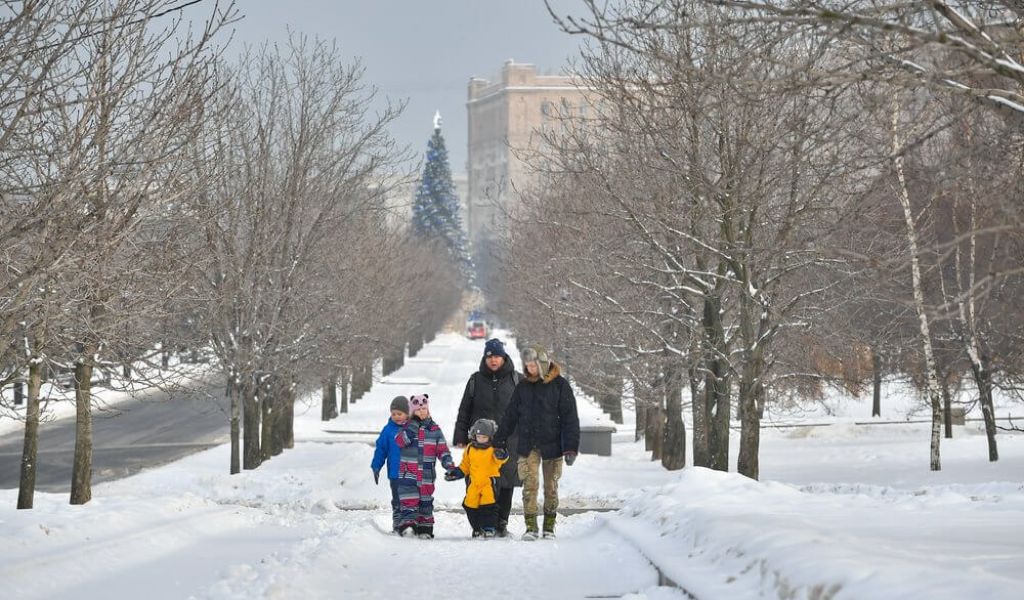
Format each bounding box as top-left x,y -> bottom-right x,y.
395,415 -> 456,484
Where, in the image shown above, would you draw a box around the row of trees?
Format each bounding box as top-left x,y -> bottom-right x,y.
1,1 -> 462,508
494,0 -> 1024,478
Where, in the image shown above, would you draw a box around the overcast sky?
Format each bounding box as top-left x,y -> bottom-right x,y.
216,1 -> 586,175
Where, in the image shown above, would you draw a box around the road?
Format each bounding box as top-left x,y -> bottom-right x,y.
0,380 -> 229,492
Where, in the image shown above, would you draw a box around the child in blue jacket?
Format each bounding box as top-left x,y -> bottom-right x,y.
371,395 -> 410,533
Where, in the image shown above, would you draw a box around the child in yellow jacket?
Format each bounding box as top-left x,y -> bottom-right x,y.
445,418 -> 508,538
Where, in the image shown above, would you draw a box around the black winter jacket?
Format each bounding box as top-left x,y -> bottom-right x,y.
454,355 -> 521,487
496,361 -> 581,460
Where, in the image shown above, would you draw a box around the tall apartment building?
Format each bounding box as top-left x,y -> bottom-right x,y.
465,60 -> 590,251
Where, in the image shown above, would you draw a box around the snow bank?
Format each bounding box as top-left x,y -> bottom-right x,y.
608,466 -> 1024,600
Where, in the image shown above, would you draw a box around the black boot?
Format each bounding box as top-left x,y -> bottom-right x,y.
496,519 -> 509,538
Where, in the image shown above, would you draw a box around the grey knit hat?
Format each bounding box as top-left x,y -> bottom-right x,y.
390,395 -> 410,414
469,418 -> 498,439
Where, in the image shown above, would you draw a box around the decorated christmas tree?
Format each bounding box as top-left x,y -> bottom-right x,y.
412,111 -> 473,282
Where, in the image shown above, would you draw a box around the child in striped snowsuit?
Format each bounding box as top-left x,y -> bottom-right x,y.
395,394 -> 457,538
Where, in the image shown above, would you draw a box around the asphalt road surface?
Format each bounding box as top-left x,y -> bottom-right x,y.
0,380 -> 229,493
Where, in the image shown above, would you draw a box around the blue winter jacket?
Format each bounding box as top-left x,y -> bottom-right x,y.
371,420 -> 403,479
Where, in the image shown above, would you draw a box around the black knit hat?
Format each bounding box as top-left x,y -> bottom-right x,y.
484,338 -> 506,358
390,395 -> 409,414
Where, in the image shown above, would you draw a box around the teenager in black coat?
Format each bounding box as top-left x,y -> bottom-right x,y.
495,344 -> 579,539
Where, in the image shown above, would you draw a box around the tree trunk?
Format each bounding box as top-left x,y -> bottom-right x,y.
283,386 -> 295,450
268,381 -> 286,457
70,358 -> 94,505
261,380 -> 276,461
229,376 -> 241,475
361,361 -> 374,399
351,367 -> 360,403
271,397 -> 285,457
383,351 -> 399,377
321,379 -> 335,421
737,285 -> 767,481
872,348 -> 882,418
737,357 -> 765,480
942,378 -> 953,439
600,389 -> 624,425
17,360 -> 43,509
690,353 -> 710,468
408,328 -> 423,358
396,344 -> 406,371
970,362 -> 999,462
661,367 -> 686,471
328,377 -> 338,419
352,360 -> 372,403
635,398 -> 646,443
601,375 -> 624,424
365,361 -> 375,397
644,392 -> 657,452
704,293 -> 731,472
892,95 -> 943,471
242,377 -> 261,470
340,368 -> 349,414
649,401 -> 665,461
951,173 -> 998,462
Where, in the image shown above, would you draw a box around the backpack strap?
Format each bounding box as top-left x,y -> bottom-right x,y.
471,371 -> 520,397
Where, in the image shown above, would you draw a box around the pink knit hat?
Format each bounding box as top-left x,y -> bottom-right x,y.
409,394 -> 430,410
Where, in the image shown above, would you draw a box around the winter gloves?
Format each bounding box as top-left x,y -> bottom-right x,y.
493,448 -> 509,460
444,468 -> 465,481
372,468 -> 381,485
563,451 -> 577,466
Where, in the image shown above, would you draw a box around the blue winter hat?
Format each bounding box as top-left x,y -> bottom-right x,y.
484,338 -> 506,358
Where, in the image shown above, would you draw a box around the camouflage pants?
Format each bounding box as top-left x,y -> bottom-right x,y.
518,449 -> 563,517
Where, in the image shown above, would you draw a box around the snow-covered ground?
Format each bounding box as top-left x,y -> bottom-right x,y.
1,331 -> 1021,599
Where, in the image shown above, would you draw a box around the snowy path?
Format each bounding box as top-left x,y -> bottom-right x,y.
198,508 -> 664,599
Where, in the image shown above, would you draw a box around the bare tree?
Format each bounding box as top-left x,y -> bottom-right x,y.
0,0 -> 233,505
516,1 -> 876,480
188,36 -> 453,473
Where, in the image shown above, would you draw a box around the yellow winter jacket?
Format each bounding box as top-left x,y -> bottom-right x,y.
458,445 -> 508,509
